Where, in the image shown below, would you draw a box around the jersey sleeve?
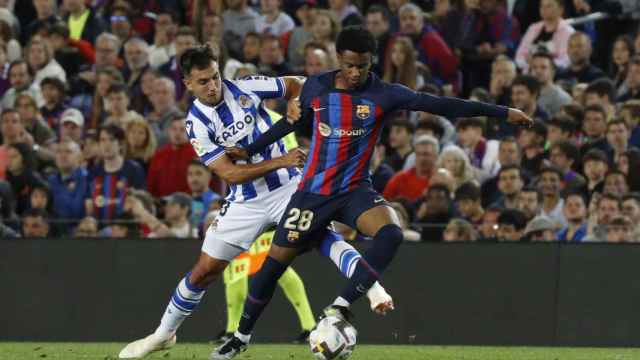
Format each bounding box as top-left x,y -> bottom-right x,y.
388,83 -> 509,119
186,113 -> 225,166
236,76 -> 286,99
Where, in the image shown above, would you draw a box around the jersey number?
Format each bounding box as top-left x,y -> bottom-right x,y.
283,208 -> 314,231
219,201 -> 230,217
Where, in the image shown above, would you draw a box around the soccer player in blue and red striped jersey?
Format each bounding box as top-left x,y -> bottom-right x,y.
214,26 -> 532,358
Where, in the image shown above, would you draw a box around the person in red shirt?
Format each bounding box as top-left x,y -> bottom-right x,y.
383,134 -> 438,202
146,115 -> 197,197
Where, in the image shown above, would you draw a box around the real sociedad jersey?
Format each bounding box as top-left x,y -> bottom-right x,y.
298,71 -> 509,195
185,76 -> 298,203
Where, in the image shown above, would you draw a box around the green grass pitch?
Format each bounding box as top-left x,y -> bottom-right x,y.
2,343 -> 640,360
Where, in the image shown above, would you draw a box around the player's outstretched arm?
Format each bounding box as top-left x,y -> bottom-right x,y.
281,76 -> 305,101
401,89 -> 533,127
208,148 -> 306,185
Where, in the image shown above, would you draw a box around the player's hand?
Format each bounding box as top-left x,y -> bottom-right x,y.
224,146 -> 249,160
280,147 -> 307,168
286,97 -> 301,124
507,108 -> 533,127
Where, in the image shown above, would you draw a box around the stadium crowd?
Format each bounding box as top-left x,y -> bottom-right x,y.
0,0 -> 639,243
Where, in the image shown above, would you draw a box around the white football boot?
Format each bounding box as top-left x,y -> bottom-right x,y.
118,333 -> 176,359
367,282 -> 394,315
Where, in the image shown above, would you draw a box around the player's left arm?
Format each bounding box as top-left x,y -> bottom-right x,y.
394,85 -> 533,126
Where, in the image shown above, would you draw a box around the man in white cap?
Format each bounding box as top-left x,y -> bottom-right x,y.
524,215 -> 557,242
59,108 -> 84,144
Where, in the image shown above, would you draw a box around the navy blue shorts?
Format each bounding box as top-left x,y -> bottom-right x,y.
272,186 -> 387,249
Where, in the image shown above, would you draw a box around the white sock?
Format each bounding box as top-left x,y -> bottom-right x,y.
333,296 -> 351,307
234,331 -> 251,343
155,274 -> 206,339
328,240 -> 361,278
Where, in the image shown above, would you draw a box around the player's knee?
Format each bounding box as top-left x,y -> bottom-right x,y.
190,256 -> 229,288
376,224 -> 403,249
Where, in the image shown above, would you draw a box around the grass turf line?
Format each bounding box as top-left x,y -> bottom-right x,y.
1,343 -> 640,360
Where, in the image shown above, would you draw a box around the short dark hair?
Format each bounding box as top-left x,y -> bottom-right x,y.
563,188 -> 587,204
531,51 -> 556,71
586,78 -> 617,102
512,75 -> 541,96
539,165 -> 563,179
497,209 -> 527,230
107,82 -> 129,96
416,117 -> 444,139
606,117 -> 628,131
521,186 -> 543,203
547,114 -> 576,134
561,103 -> 584,124
189,158 -> 207,169
1,108 -> 19,119
176,26 -> 197,40
9,60 -> 33,78
605,169 -> 627,181
582,148 -> 609,165
584,104 -> 607,120
550,140 -> 580,165
427,183 -> 451,198
365,5 -> 390,21
390,118 -> 415,133
98,123 -> 126,144
40,76 -> 67,93
49,21 -> 70,38
456,117 -> 485,131
455,181 -> 481,202
524,119 -> 548,139
23,208 -> 48,221
335,26 -> 377,54
599,192 -> 621,208
498,164 -> 522,179
180,45 -> 217,78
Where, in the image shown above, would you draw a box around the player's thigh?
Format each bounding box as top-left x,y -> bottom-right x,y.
272,191 -> 336,251
202,201 -> 269,261
341,187 -> 401,238
266,178 -> 300,224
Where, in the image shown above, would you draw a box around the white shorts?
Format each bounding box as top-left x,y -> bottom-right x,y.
201,178 -> 298,261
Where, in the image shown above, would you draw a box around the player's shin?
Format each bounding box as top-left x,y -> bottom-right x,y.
155,272 -> 206,339
236,256 -> 289,339
337,224 -> 403,304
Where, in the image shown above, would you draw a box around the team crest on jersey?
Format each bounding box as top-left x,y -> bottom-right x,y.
318,122 -> 332,137
238,95 -> 252,109
356,104 -> 370,119
287,230 -> 300,243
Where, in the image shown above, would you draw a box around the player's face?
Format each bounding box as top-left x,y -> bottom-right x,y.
337,50 -> 371,89
184,61 -> 222,106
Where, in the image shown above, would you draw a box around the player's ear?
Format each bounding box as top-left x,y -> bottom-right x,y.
183,77 -> 192,92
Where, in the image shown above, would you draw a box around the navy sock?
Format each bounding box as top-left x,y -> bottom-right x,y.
339,224 -> 403,303
237,257 -> 288,335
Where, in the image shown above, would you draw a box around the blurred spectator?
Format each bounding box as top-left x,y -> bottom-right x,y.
454,181 -> 484,225
557,190 -> 588,242
242,32 -> 261,65
456,117 -> 498,175
72,66 -> 123,130
310,10 -> 340,65
489,55 -> 517,106
365,5 -> 392,76
622,193 -> 640,239
127,191 -> 197,238
515,0 -> 573,72
283,0 -> 315,73
581,149 -> 608,196
511,75 -> 549,122
383,134 -> 437,202
303,47 -> 331,77
496,208 -> 527,241
109,6 -> 134,43
85,124 -> 145,224
443,218 -> 478,242
619,148 -> 640,192
480,205 -> 502,240
584,78 -> 617,119
385,118 -> 414,171
329,0 -> 362,27
74,216 -> 99,237
492,164 -> 524,210
556,32 -> 605,85
148,11 -> 178,69
159,26 -> 197,103
124,114 -> 157,172
605,118 -> 632,164
147,115 -> 196,198
580,104 -> 609,155
415,112 -> 455,150
26,36 -> 67,88
48,22 -> 96,79
620,100 -> 640,148
21,207 -> 49,237
517,186 -> 542,222
122,37 -> 151,107
585,192 -> 621,242
143,77 -> 181,147
415,184 -> 454,242
48,139 -> 88,223
537,166 -> 567,229
619,56 -> 640,102
606,215 -> 633,243
436,145 -> 477,191
396,3 -> 458,86
104,83 -> 135,128
517,120 -> 547,174
2,59 -> 44,109
383,35 -> 425,90
256,0 -> 295,36
24,0 -> 61,44
222,0 -> 259,60
370,143 -> 394,194
546,114 -> 577,145
602,170 -> 629,195
530,52 -> 571,116
186,159 -> 222,229
15,92 -> 55,148
62,0 -> 106,43
389,201 -> 421,242
548,140 -> 586,190
39,77 -> 68,131
58,108 -> 84,144
109,212 -> 140,238
28,183 -> 52,214
258,34 -> 292,76
524,214 -> 557,242
6,143 -> 46,215
481,136 -> 523,206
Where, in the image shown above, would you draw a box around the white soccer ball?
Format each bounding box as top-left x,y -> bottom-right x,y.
309,315 -> 357,360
